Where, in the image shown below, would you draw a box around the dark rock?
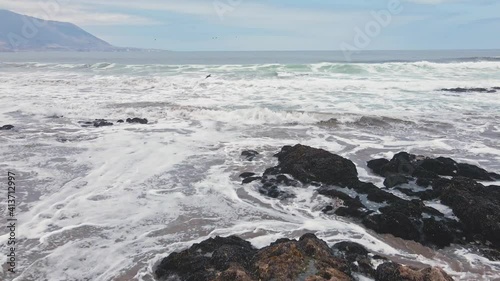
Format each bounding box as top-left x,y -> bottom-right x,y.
422,218 -> 455,248
375,262 -> 454,281
367,152 -> 499,181
379,200 -> 423,219
481,248 -> 500,261
258,184 -> 289,199
362,200 -> 423,242
273,145 -> 292,158
156,234 -> 353,281
155,236 -> 257,281
347,180 -> 401,204
117,119 -> 124,123
456,163 -> 497,181
383,174 -> 409,188
363,212 -> 421,242
274,144 -> 358,185
242,177 -> 261,184
332,241 -> 375,278
489,173 -> 500,180
317,118 -> 339,126
332,241 -> 369,257
239,172 -> 256,179
441,87 -> 496,93
318,187 -> 369,218
276,174 -> 290,185
0,125 -> 14,130
269,238 -> 294,246
438,177 -> 500,247
317,187 -> 365,209
241,150 -> 259,161
79,119 -> 114,127
418,157 -> 458,176
416,177 -> 432,187
322,205 -> 334,213
155,234 -> 456,281
263,166 -> 280,176
255,233 -> 351,281
380,152 -> 416,176
412,167 -> 440,179
367,158 -> 390,176
93,119 -> 113,127
126,117 -> 148,124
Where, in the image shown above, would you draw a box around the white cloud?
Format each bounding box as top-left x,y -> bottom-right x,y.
0,0 -> 158,26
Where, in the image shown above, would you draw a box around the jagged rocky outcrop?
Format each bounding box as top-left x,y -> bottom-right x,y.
155,233 -> 454,281
240,145 -> 500,253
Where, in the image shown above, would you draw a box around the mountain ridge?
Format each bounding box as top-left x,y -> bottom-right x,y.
0,9 -> 119,52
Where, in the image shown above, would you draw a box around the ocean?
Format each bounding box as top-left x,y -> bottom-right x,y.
0,50 -> 499,280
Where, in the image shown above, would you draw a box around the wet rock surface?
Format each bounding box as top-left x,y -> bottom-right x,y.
79,119 -> 114,127
241,150 -> 259,161
273,144 -> 358,185
155,233 -> 454,281
239,145 -> 500,256
0,124 -> 14,130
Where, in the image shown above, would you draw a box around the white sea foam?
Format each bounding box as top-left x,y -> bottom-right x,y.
0,58 -> 499,280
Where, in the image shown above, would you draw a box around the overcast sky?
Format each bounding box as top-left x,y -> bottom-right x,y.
1,0 -> 499,51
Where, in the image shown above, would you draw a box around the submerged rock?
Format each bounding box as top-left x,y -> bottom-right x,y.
440,87 -> 497,93
79,119 -> 113,128
242,176 -> 261,184
93,119 -> 113,127
241,150 -> 259,161
126,117 -> 148,124
0,124 -> 14,130
239,172 -> 256,178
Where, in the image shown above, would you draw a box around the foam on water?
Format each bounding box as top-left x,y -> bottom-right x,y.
0,57 -> 499,280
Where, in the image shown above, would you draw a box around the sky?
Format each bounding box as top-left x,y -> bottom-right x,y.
0,0 -> 499,51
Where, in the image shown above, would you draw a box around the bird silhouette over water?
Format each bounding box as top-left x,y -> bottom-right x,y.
205,74 -> 212,79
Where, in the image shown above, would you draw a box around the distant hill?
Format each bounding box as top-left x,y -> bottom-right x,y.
0,9 -> 116,51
